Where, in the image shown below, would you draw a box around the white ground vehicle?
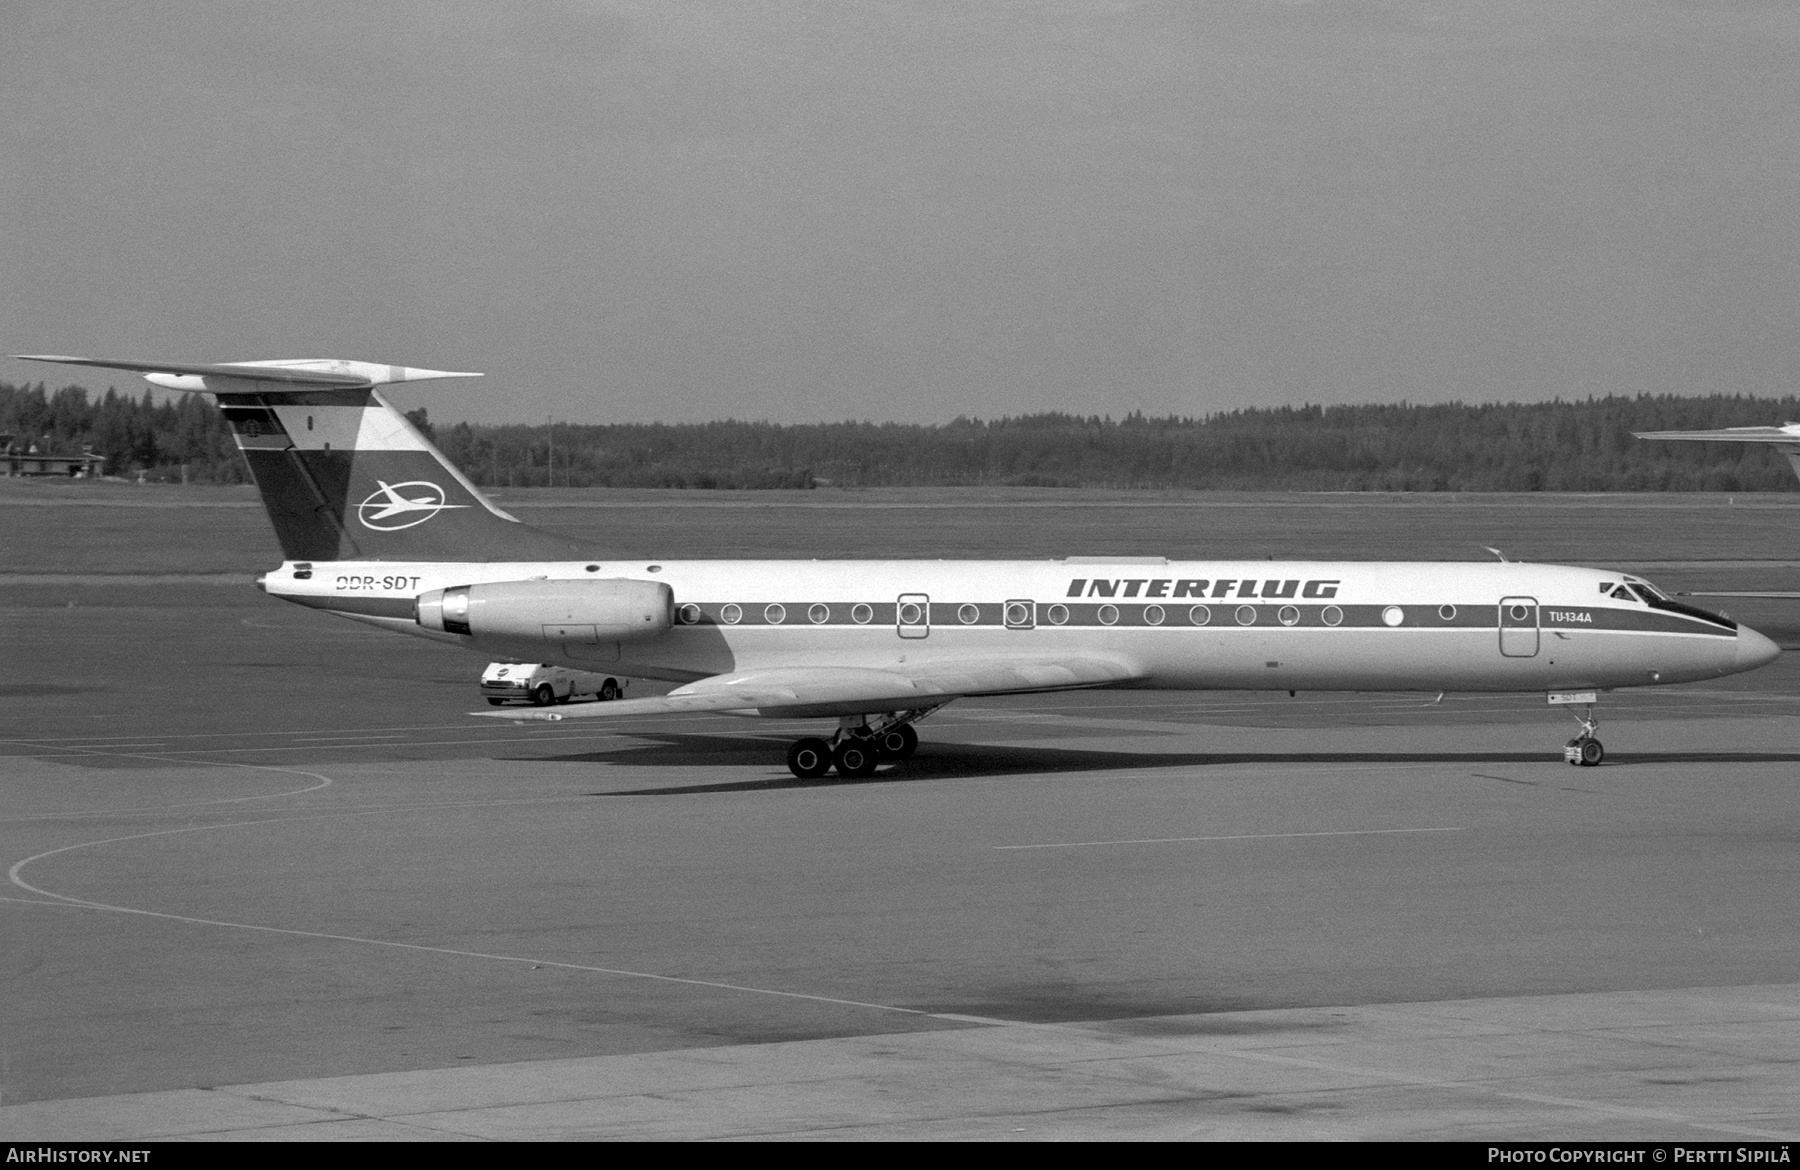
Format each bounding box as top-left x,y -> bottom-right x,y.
479,663 -> 625,707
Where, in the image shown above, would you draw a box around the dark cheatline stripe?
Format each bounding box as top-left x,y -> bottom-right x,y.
657,600 -> 1735,637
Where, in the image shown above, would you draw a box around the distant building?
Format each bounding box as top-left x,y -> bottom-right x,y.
0,434 -> 107,478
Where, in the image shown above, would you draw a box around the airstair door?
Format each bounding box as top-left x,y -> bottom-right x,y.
1499,596 -> 1539,657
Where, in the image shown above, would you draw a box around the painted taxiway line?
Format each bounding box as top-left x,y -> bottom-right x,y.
8,818 -> 946,1026
289,734 -> 409,742
994,826 -> 1466,851
4,788 -> 972,1029
0,714 -> 657,744
0,732 -> 636,759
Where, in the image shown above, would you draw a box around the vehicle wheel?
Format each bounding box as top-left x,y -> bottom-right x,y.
532,684 -> 554,707
486,698 -> 504,706
833,739 -> 880,779
600,678 -> 619,701
787,738 -> 832,780
874,724 -> 918,759
1579,738 -> 1604,767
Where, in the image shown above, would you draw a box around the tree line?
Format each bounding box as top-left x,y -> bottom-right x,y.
1,382 -> 245,482
4,377 -> 1797,492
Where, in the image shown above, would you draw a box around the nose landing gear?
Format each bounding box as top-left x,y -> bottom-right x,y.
785,707 -> 938,780
1560,701 -> 1604,767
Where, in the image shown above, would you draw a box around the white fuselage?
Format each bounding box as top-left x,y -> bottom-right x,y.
261,556 -> 1775,704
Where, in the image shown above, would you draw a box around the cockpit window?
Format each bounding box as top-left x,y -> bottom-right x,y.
1610,585 -> 1634,600
1627,582 -> 1736,630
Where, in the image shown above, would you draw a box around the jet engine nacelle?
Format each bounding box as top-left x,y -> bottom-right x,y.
415,578 -> 674,644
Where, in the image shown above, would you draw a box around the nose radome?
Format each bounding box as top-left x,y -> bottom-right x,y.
1735,625 -> 1782,672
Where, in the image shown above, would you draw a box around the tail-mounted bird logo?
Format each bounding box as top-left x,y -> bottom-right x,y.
355,480 -> 469,530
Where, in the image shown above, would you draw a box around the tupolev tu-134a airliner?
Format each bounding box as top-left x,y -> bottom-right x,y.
21,355 -> 1781,778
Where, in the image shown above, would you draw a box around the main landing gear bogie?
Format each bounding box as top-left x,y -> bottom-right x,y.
785,710 -> 934,781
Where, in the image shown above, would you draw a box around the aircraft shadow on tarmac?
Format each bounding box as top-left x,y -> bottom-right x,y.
509,734 -> 1800,796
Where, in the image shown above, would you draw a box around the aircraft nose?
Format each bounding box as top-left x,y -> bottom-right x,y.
1735,625 -> 1782,672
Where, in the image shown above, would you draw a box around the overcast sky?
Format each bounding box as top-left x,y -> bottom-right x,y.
4,1 -> 1797,425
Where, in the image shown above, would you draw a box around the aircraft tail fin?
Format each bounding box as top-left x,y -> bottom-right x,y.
14,355 -> 591,563
1636,425 -> 1800,485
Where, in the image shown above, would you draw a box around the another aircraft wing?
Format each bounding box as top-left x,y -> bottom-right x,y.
475,655 -> 1147,722
1680,591 -> 1800,600
1634,426 -> 1800,444
1637,424 -> 1800,487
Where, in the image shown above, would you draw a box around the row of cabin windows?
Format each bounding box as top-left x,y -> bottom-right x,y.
667,602 -> 1468,629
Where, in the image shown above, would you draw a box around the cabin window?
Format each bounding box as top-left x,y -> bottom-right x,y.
1278,606 -> 1299,626
1047,604 -> 1069,625
1439,605 -> 1457,621
851,603 -> 873,624
721,604 -> 742,625
1384,606 -> 1406,627
307,416 -> 314,431
1143,605 -> 1165,626
678,603 -> 702,625
1189,605 -> 1212,626
1004,602 -> 1032,627
808,604 -> 829,624
1322,605 -> 1343,626
1235,605 -> 1257,626
898,602 -> 924,625
1097,604 -> 1119,625
958,604 -> 980,625
765,604 -> 786,624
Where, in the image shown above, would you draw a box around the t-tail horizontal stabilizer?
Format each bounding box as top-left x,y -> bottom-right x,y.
14,354 -> 589,564
13,355 -> 482,390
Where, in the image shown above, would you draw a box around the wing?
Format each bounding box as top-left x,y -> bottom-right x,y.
1681,591 -> 1800,600
1636,425 -> 1800,486
474,655 -> 1146,722
1634,426 -> 1800,443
